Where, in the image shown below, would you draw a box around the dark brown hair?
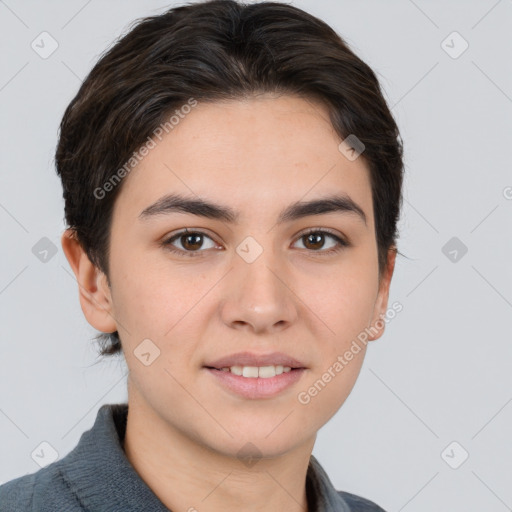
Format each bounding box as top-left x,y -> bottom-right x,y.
56,0 -> 404,357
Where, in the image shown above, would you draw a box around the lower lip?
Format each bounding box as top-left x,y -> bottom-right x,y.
204,367 -> 306,399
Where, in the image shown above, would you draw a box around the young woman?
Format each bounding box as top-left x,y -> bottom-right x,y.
0,1 -> 403,510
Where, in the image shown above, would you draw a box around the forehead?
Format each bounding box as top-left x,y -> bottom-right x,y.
113,94 -> 373,225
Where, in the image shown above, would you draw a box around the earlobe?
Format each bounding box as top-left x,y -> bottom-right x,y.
60,229 -> 117,334
368,247 -> 397,341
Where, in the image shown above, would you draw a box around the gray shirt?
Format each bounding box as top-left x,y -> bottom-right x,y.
0,403 -> 386,511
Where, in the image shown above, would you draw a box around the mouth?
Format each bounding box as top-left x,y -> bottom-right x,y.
203,351 -> 307,378
203,351 -> 307,399
204,366 -> 306,399
204,364 -> 302,378
205,365 -> 304,379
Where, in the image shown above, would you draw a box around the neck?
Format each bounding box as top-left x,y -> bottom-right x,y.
122,391 -> 315,512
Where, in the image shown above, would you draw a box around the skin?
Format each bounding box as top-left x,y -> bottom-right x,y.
61,93 -> 396,512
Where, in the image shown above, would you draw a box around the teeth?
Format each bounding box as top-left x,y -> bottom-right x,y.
242,366 -> 259,378
220,365 -> 293,378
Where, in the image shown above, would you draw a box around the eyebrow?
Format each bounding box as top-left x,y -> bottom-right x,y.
138,192 -> 367,226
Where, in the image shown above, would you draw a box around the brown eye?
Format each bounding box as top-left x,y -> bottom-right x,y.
303,232 -> 326,250
293,229 -> 349,254
162,229 -> 218,257
180,233 -> 204,251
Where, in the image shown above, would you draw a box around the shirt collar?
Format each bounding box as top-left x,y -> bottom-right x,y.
59,403 -> 351,512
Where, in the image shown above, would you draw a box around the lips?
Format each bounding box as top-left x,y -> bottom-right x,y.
204,351 -> 307,370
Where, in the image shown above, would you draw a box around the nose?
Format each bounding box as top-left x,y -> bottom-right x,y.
220,248 -> 298,335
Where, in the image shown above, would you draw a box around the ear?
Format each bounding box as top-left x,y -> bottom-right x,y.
367,247 -> 397,342
60,229 -> 117,334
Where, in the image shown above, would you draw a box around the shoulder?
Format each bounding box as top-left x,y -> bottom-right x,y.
338,490 -> 387,511
0,462 -> 82,512
0,471 -> 36,511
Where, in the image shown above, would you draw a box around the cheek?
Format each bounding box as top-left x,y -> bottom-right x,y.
299,349 -> 366,413
302,259 -> 377,415
110,250 -> 204,337
295,334 -> 367,435
306,262 -> 378,343
114,260 -> 203,391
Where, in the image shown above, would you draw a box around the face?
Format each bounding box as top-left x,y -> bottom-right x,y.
64,94 -> 395,459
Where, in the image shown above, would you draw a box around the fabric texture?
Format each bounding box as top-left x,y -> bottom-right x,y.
0,403 -> 386,511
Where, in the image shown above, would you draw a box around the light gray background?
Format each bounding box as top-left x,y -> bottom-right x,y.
1,0 -> 511,510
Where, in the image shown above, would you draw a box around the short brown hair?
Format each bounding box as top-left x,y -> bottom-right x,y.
56,0 -> 404,357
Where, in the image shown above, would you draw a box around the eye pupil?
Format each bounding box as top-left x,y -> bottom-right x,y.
182,234 -> 203,250
304,232 -> 324,250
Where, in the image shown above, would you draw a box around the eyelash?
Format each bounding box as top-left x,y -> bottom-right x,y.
161,228 -> 350,258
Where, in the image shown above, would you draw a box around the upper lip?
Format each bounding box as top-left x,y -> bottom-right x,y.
204,351 -> 307,369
